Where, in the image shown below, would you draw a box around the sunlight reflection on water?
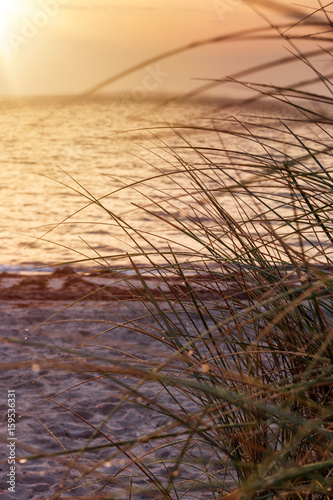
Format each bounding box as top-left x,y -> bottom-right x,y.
1,97 -> 331,270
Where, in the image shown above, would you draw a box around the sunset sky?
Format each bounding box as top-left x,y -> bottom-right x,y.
0,0 -> 326,98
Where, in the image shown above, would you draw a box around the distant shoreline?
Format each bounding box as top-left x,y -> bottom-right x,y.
0,93 -> 299,111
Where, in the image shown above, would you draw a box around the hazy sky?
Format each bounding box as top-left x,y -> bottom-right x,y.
0,0 -> 326,98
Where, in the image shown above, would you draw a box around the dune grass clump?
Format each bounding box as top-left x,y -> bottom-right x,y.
96,100 -> 333,498
6,2 -> 333,499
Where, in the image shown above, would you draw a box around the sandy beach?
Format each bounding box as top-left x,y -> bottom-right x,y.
0,268 -> 213,499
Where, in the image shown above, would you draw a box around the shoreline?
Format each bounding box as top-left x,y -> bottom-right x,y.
1,262 -> 331,303
0,266 -> 250,303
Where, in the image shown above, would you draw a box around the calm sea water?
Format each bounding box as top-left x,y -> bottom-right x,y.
1,97 -> 330,271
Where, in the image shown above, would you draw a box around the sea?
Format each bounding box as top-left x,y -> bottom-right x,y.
1,96 -> 331,272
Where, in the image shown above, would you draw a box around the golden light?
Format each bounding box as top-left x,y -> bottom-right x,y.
0,0 -> 29,93
0,0 -> 25,39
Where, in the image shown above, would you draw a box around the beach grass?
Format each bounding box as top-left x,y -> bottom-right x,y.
5,2 -> 333,499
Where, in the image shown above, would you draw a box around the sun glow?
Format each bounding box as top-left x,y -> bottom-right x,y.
0,0 -> 25,33
0,0 -> 28,93
0,0 -> 28,45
